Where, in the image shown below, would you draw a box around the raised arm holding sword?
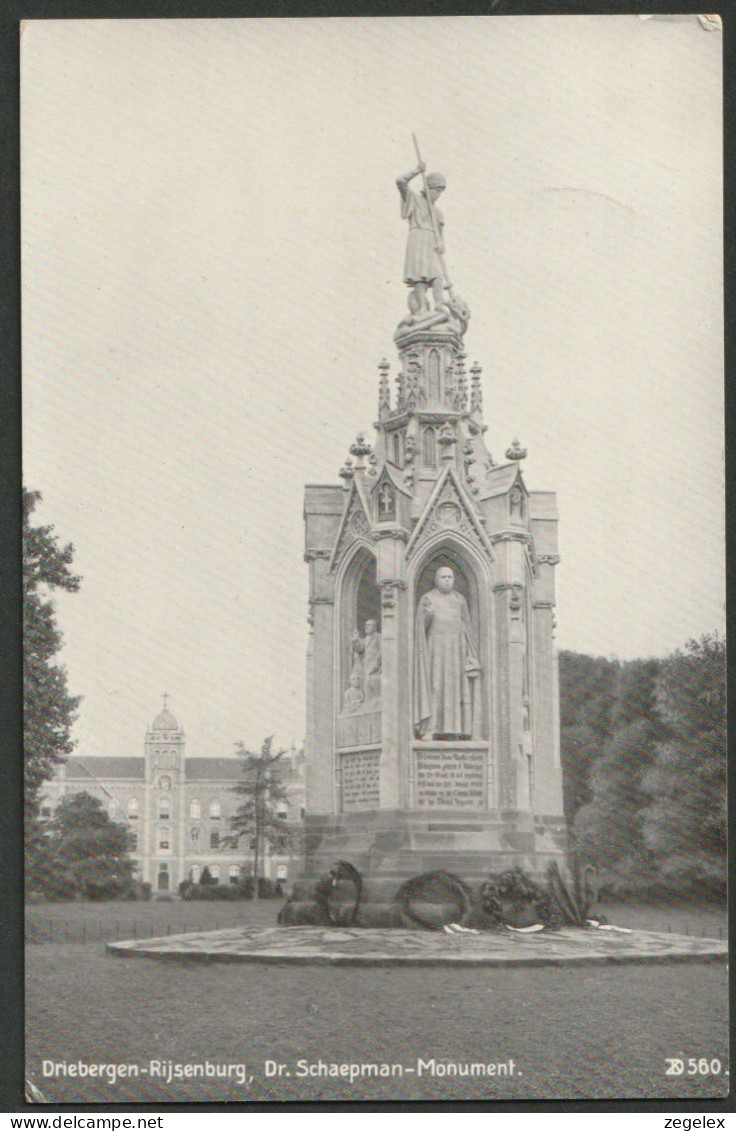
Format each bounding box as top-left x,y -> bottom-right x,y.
396,134 -> 455,319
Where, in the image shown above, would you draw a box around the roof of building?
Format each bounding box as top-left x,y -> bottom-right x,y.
60,752 -> 302,785
478,462 -> 523,500
151,706 -> 180,731
186,755 -> 301,783
183,758 -> 245,781
65,757 -> 146,780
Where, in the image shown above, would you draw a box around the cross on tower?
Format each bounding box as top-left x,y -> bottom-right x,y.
162,692 -> 170,709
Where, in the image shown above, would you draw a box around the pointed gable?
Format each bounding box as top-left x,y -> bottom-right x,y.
405,464 -> 495,563
478,461 -> 526,501
370,462 -> 412,527
329,477 -> 374,571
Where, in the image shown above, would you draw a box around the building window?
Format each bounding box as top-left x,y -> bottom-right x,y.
159,775 -> 172,792
40,806 -> 52,819
229,866 -> 240,886
190,865 -> 201,883
277,809 -> 288,820
127,798 -> 139,820
209,799 -> 221,820
190,799 -> 201,819
130,832 -> 138,851
210,831 -> 220,849
210,865 -> 220,882
158,826 -> 171,853
158,801 -> 170,820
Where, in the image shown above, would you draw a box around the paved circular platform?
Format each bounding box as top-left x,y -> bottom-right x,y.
107,924 -> 728,968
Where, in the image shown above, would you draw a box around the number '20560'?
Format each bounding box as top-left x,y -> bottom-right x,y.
665,1058 -> 723,1076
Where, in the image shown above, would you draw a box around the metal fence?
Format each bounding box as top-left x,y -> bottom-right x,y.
25,916 -> 726,945
26,917 -> 247,944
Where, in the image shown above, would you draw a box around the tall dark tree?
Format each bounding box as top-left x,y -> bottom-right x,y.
573,658 -> 663,892
226,737 -> 292,899
558,652 -> 618,826
35,791 -> 136,900
642,635 -> 726,896
23,488 -> 81,818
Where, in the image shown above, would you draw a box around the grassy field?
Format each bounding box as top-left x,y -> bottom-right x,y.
26,896 -> 283,943
25,897 -> 729,1105
25,893 -> 728,943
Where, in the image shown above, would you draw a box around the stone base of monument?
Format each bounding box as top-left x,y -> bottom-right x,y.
107,925 -> 727,968
302,808 -> 567,884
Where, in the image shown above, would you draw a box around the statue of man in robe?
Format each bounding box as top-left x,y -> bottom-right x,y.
348,618 -> 382,709
414,567 -> 480,740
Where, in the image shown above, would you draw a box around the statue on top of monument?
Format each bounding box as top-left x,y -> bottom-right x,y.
414,566 -> 480,741
397,161 -> 447,317
395,137 -> 470,339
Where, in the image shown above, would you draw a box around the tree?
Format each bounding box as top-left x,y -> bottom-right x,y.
23,488 -> 81,819
226,737 -> 292,899
572,658 -> 664,894
642,635 -> 726,897
35,791 -> 136,900
558,652 -> 618,826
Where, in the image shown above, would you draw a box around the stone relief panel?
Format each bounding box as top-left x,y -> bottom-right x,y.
337,549 -> 382,727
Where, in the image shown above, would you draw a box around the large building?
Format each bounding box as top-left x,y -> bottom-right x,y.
41,699 -> 306,892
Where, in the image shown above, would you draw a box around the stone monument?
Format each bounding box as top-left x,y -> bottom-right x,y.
302,147 -> 566,881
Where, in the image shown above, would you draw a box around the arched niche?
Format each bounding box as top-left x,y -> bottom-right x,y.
337,545 -> 381,712
421,426 -> 437,467
412,539 -> 491,741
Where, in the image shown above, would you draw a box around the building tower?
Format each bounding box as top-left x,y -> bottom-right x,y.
302,157 -> 566,880
143,695 -> 186,892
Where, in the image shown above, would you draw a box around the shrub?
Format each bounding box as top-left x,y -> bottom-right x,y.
235,876 -> 281,899
182,883 -> 240,901
124,879 -> 153,902
179,877 -> 281,901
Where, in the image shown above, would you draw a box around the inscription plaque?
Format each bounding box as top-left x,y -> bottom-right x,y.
414,746 -> 485,808
341,750 -> 380,810
336,710 -> 382,750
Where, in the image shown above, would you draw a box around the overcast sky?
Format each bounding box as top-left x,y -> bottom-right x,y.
22,15 -> 723,761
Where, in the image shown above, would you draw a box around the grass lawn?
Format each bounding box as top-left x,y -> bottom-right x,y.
26,896 -> 282,943
25,898 -> 729,1104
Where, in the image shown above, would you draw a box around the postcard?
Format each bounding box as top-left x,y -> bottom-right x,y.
22,14 -> 726,1106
